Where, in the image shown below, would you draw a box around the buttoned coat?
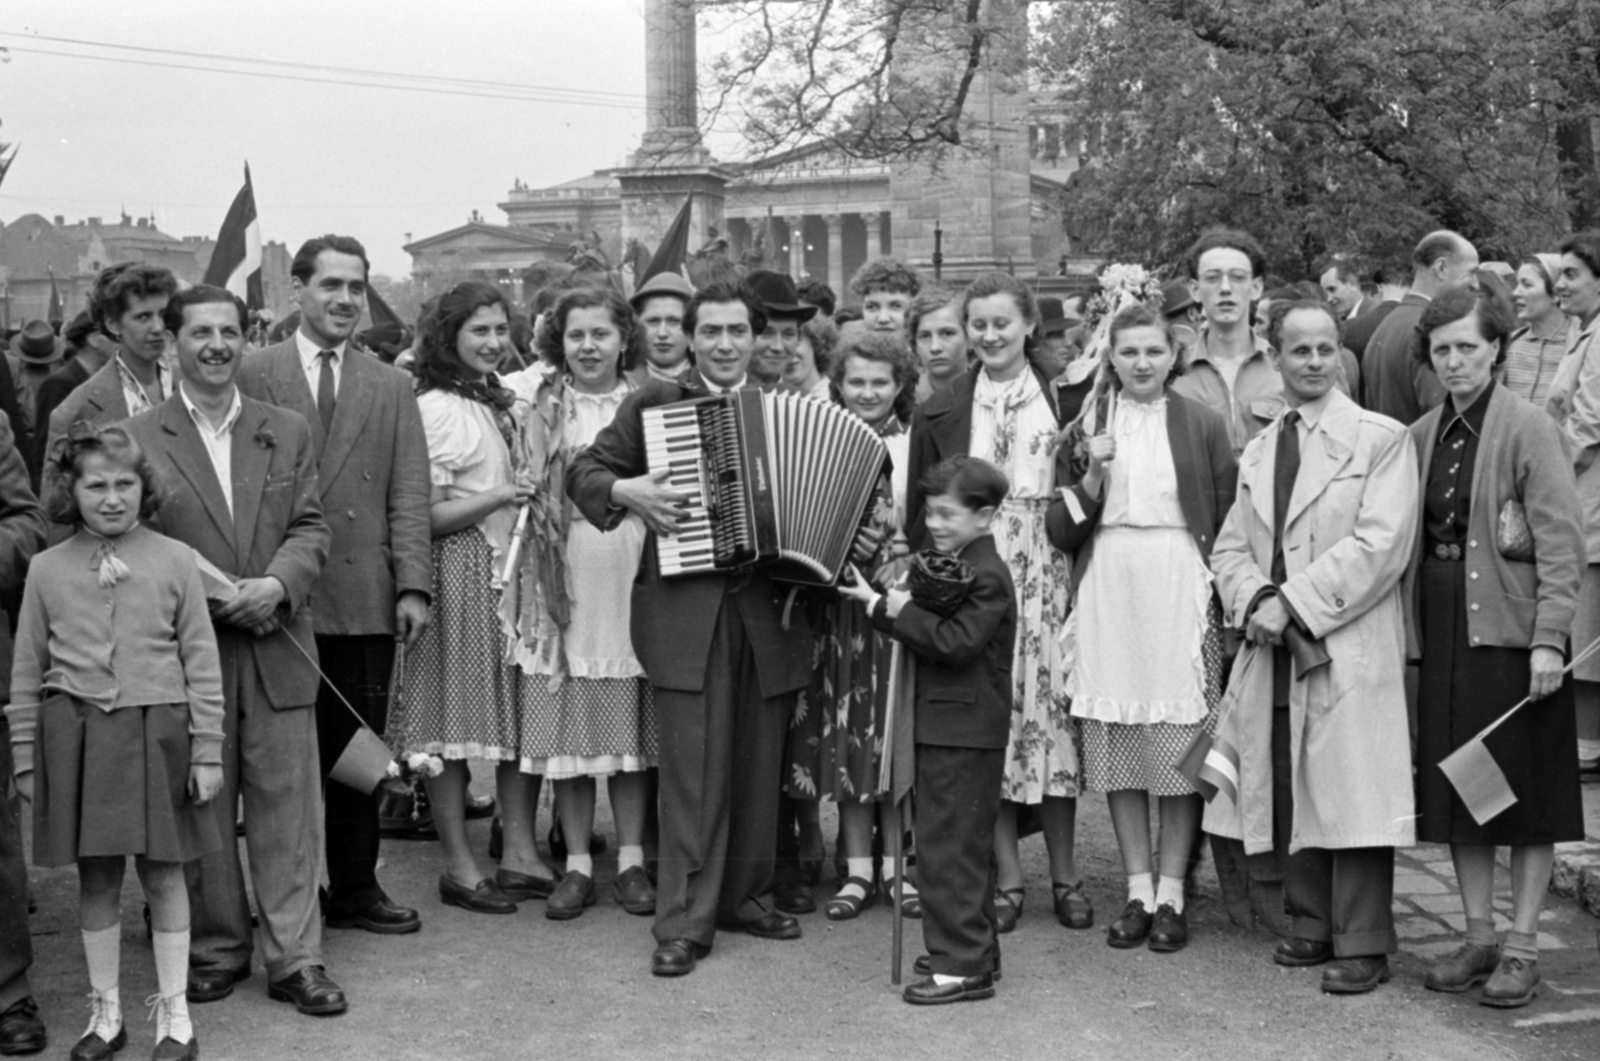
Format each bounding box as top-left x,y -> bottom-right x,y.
564,375 -> 812,697
123,393 -> 331,708
237,340 -> 432,635
1206,388 -> 1419,854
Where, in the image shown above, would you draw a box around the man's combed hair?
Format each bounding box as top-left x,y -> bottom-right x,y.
1184,228 -> 1267,280
684,280 -> 767,338
161,285 -> 248,336
290,234 -> 371,283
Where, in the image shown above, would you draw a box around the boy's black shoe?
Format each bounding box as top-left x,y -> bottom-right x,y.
903,972 -> 995,1005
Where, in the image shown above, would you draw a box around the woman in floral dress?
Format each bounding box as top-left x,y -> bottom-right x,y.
785,330 -> 921,919
904,272 -> 1089,934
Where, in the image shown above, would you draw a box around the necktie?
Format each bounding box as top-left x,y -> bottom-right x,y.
317,349 -> 337,432
1271,410 -> 1300,586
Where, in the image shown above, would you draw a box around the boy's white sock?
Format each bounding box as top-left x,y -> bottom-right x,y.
616,845 -> 646,873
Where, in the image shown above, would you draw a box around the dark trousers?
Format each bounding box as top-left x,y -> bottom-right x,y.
315,634 -> 396,915
651,597 -> 791,946
1271,706 -> 1396,957
916,744 -> 1003,977
0,718 -> 33,1011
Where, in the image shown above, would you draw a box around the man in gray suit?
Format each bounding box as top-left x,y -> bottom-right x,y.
123,285 -> 343,1016
238,234 -> 432,937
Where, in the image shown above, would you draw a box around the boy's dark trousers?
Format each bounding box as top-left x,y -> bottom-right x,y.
915,743 -> 1003,977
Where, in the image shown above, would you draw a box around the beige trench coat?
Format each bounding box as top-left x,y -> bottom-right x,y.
1206,389 -> 1419,854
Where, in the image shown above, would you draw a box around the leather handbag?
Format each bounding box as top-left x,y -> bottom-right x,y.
1497,499 -> 1535,562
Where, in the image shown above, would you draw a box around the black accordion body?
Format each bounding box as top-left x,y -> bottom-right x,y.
642,389 -> 889,585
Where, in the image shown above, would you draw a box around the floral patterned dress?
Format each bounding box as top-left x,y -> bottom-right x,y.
970,369 -> 1080,802
785,418 -> 905,803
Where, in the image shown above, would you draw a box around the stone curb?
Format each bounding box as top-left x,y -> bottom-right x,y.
1551,842 -> 1600,919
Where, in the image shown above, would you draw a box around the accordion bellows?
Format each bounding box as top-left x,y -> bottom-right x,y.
643,390 -> 889,584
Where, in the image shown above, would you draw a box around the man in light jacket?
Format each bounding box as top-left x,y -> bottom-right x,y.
1208,300 -> 1420,995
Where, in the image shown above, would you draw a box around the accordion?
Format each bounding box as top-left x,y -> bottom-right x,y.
642,389 -> 889,585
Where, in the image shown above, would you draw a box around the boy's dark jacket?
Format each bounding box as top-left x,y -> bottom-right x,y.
870,534 -> 1015,749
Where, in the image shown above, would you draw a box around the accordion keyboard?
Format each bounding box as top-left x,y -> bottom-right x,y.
642,402 -> 718,575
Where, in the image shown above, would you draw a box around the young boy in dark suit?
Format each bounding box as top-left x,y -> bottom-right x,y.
842,456 -> 1015,1005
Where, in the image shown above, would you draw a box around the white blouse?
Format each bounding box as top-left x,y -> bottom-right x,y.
418,388 -> 518,580
1102,397 -> 1185,529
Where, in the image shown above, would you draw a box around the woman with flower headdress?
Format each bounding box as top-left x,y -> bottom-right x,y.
398,280 -> 559,915
1048,302 -> 1235,954
904,271 -> 1087,936
498,285 -> 658,921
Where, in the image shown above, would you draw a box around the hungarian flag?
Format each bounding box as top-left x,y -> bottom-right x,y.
640,192 -> 693,284
203,163 -> 264,310
46,268 -> 63,327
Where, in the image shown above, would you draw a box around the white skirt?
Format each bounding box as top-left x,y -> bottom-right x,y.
1065,525 -> 1211,726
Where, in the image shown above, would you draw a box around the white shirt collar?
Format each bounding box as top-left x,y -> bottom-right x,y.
178,382 -> 243,435
295,328 -> 346,368
697,372 -> 746,394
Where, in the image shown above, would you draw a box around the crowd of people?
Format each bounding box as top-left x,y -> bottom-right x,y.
0,219 -> 1595,1058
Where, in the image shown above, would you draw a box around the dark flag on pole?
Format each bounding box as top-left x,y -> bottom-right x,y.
365,282 -> 402,331
203,163 -> 264,310
46,268 -> 63,328
640,193 -> 693,284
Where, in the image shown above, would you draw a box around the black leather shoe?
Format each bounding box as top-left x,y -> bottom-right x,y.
1147,903 -> 1189,953
1274,937 -> 1334,967
545,871 -> 597,920
439,875 -> 517,915
325,896 -> 421,935
720,911 -> 802,940
67,1026 -> 123,1061
1107,900 -> 1153,948
186,966 -> 249,1004
463,793 -> 497,820
1053,880 -> 1093,930
773,878 -> 816,915
494,868 -> 556,902
150,1033 -> 197,1061
613,866 -> 656,916
903,972 -> 995,1005
1321,956 -> 1390,995
651,939 -> 710,977
914,954 -> 1002,981
0,997 -> 46,1056
268,965 -> 349,1016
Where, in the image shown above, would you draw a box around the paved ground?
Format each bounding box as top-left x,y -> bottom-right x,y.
17,772 -> 1600,1061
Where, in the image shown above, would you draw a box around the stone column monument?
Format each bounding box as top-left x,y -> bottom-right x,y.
617,0 -> 731,271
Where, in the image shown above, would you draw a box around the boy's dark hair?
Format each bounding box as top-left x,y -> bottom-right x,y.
1184,227 -> 1268,280
45,424 -> 161,526
920,456 -> 1009,512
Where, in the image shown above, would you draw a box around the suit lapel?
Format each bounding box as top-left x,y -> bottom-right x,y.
157,398 -> 236,558
231,402 -> 273,567
267,346 -> 322,452
1285,395 -> 1355,529
318,348 -> 374,489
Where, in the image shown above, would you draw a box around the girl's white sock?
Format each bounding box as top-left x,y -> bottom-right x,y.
79,924 -> 122,1038
616,845 -> 646,873
566,852 -> 594,878
151,929 -> 194,1043
1155,874 -> 1186,914
1127,872 -> 1155,910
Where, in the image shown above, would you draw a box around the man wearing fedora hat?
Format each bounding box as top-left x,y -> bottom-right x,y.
6,321 -> 63,443
745,270 -> 816,391
629,272 -> 695,385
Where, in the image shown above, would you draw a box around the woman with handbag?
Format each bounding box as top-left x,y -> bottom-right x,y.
1409,286 -> 1586,1008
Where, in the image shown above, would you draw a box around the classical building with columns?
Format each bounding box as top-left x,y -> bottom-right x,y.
405,0 -> 1078,299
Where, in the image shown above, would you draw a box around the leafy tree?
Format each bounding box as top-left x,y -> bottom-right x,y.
704,0 -> 1600,277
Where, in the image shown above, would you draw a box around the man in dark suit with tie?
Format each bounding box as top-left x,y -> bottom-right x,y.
122,285 -> 344,1016
238,235 -> 432,938
566,280 -> 814,977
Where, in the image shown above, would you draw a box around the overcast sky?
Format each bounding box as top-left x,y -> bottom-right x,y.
0,0 -> 706,276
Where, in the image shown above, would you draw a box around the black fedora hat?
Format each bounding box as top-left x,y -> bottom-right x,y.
745,270 -> 817,322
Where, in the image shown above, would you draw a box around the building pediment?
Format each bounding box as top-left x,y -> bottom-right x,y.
402,222 -> 571,255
